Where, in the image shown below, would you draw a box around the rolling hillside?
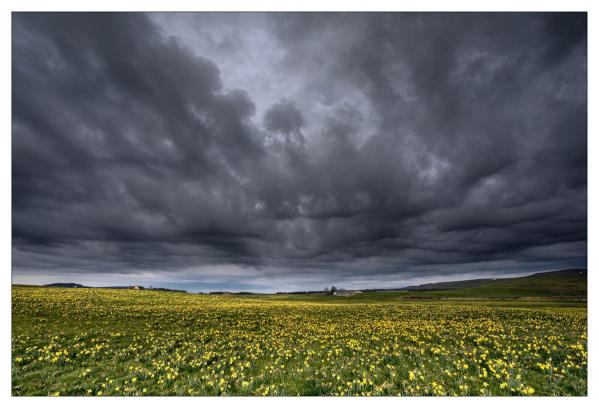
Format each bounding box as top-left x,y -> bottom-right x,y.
260,269 -> 587,302
33,269 -> 587,301
399,269 -> 586,296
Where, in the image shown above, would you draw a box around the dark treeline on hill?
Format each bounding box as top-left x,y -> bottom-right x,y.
276,291 -> 327,295
149,287 -> 187,293
42,283 -> 89,288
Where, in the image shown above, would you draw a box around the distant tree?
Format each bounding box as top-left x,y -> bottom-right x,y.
330,286 -> 337,295
323,286 -> 330,294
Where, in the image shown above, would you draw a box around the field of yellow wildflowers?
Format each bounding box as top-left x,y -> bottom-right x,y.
12,286 -> 587,396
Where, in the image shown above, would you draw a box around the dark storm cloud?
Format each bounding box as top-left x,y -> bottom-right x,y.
264,100 -> 305,135
12,12 -> 586,290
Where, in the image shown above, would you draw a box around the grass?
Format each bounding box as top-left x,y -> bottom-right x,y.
12,286 -> 587,396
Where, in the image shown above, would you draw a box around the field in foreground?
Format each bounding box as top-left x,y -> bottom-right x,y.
12,287 -> 587,396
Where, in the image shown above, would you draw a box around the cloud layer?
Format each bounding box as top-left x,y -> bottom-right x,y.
12,13 -> 587,291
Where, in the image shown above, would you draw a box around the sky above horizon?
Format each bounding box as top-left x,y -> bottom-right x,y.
12,13 -> 587,292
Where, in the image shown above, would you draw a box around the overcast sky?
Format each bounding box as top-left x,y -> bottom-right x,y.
12,13 -> 587,292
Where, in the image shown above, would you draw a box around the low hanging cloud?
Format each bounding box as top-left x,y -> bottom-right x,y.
12,12 -> 587,291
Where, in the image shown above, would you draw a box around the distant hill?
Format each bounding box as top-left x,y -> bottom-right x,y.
268,269 -> 587,303
526,269 -> 587,279
393,269 -> 587,299
40,283 -> 186,293
400,278 -> 501,291
43,283 -> 89,288
400,269 -> 586,293
32,269 -> 587,300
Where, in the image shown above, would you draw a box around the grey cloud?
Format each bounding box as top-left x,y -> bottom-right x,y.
12,12 -> 587,291
263,100 -> 305,135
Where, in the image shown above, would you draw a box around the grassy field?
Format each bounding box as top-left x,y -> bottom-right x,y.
12,286 -> 587,396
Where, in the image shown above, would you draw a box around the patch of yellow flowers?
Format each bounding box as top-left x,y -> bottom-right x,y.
12,287 -> 587,396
